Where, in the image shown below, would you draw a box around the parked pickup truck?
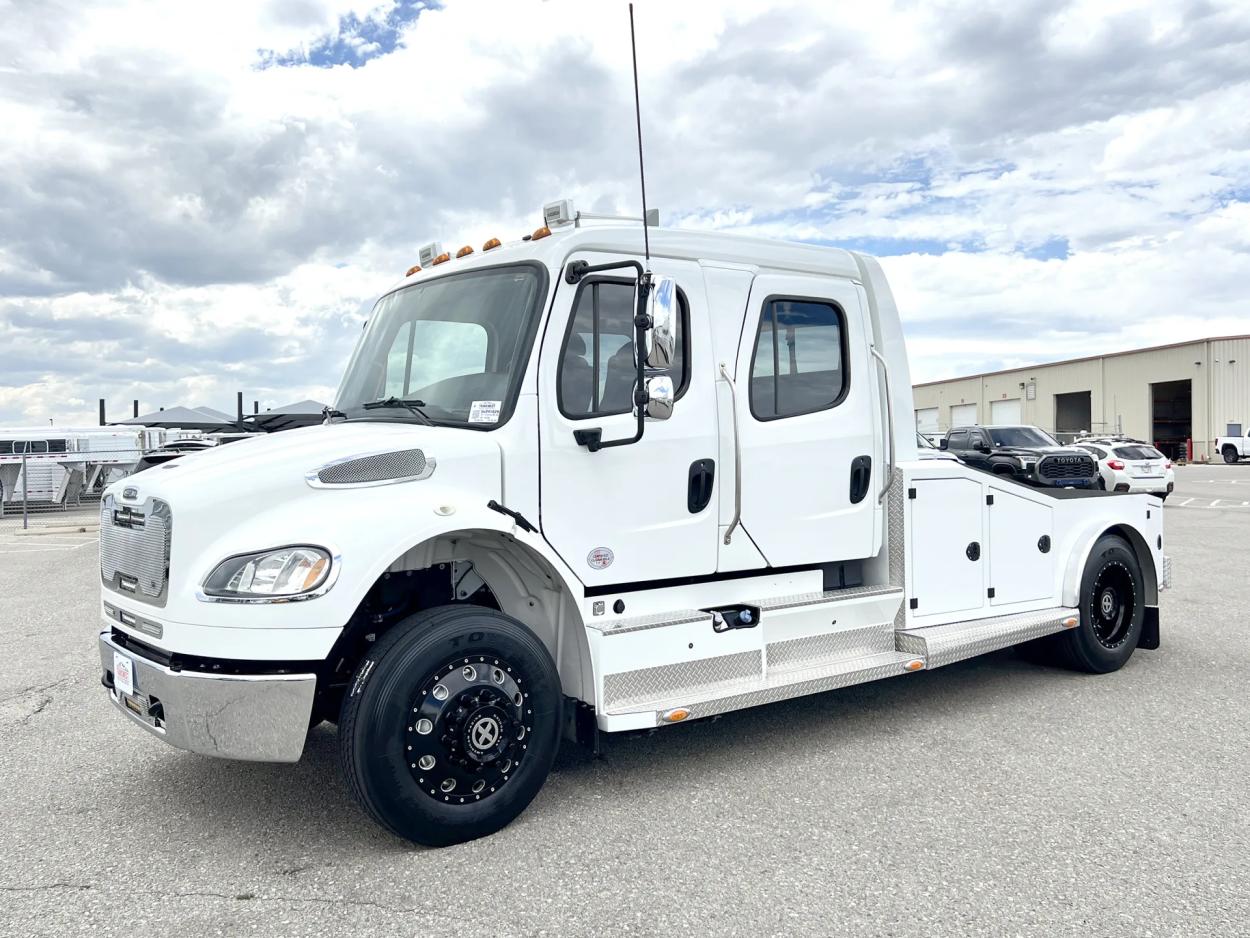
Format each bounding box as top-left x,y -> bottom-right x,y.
941,424 -> 1100,488
97,204 -> 1170,846
1216,430 -> 1248,464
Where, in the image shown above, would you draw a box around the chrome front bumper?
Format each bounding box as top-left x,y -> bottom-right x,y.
98,630 -> 316,763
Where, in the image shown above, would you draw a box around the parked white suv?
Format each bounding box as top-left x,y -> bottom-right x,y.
1076,439 -> 1175,499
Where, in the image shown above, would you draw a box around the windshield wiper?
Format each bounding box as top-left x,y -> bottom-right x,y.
322,405 -> 348,423
361,396 -> 434,426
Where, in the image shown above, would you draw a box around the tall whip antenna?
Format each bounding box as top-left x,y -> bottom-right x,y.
628,3 -> 650,265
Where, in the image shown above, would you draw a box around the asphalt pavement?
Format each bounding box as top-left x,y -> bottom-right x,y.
1,465 -> 1248,936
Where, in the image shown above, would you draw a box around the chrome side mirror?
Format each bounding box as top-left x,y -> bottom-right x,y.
642,275 -> 678,369
644,375 -> 674,420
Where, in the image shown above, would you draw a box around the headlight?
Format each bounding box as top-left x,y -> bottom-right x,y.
201,546 -> 334,601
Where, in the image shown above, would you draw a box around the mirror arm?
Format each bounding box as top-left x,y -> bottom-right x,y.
573,272 -> 652,452
565,259 -> 645,284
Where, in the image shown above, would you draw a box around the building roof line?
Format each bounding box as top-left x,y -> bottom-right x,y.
913,334 -> 1250,387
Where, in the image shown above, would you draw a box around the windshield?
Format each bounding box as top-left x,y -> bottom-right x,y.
335,264 -> 546,426
988,426 -> 1059,447
916,432 -> 938,449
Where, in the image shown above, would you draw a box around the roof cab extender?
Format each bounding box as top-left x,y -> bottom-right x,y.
96,216 -> 1170,847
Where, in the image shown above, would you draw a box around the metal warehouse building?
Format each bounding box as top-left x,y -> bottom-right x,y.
912,335 -> 1250,462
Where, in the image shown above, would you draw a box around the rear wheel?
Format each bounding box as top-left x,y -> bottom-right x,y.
1224,445 -> 1240,464
1052,534 -> 1144,673
338,605 -> 562,847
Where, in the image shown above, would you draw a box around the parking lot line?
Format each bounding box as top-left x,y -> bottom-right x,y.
1180,497 -> 1194,506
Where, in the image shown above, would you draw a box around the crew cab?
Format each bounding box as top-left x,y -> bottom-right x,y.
941,425 -> 1099,488
1075,438 -> 1175,498
1216,429 -> 1248,464
96,208 -> 1170,846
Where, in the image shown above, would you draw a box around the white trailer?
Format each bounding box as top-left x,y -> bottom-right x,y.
0,427 -> 145,506
96,214 -> 1170,846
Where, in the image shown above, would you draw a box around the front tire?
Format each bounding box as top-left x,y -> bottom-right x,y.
1053,534 -> 1144,673
338,605 -> 562,847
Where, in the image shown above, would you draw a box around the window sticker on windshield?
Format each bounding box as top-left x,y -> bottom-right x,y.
469,400 -> 502,423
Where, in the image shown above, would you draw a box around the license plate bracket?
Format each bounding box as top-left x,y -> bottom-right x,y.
113,650 -> 135,696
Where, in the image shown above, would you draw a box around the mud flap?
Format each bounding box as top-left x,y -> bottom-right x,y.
1138,606 -> 1160,651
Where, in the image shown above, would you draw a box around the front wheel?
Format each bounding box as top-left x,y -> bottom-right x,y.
1052,534 -> 1144,673
338,605 -> 562,847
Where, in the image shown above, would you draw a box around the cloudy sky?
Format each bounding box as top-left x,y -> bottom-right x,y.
2,0 -> 1248,426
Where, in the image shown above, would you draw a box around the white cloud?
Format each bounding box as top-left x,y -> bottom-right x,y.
1,0 -> 1248,423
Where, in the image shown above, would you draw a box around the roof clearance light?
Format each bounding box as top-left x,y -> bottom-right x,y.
405,264 -> 422,277
456,245 -> 474,258
531,226 -> 552,241
483,237 -> 502,251
432,252 -> 451,265
418,242 -> 444,268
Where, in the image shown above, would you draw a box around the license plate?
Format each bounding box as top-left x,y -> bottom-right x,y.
113,651 -> 135,696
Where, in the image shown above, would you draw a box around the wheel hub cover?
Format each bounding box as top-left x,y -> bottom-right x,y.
1099,590 -> 1116,618
464,706 -> 509,762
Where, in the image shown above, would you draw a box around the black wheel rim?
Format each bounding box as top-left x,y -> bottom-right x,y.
1089,562 -> 1135,649
405,655 -> 532,804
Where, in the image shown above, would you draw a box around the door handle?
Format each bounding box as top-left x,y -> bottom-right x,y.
849,455 -> 872,504
688,459 -> 716,514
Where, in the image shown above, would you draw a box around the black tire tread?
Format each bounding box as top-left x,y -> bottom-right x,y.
337,604 -> 561,846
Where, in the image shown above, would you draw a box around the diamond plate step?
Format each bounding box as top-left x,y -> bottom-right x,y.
896,607 -> 1078,669
605,649 -> 923,719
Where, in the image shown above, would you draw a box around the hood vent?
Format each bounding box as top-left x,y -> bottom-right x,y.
309,449 -> 436,488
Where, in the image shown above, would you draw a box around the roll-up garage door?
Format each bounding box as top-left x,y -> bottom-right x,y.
915,407 -> 939,436
950,403 -> 978,427
990,398 -> 1021,424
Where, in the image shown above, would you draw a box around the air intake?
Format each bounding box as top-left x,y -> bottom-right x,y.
310,449 -> 435,487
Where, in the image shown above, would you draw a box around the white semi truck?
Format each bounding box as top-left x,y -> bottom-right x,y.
97,209 -> 1171,846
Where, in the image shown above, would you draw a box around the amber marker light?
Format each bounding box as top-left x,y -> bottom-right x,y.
660,708 -> 690,723
456,245 -> 474,258
483,237 -> 502,251
904,659 -> 925,671
405,264 -> 422,276
1063,616 -> 1079,628
432,252 -> 451,265
531,226 -> 552,240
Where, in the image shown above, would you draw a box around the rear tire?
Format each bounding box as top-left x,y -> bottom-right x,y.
1224,446 -> 1240,464
1052,535 -> 1144,673
338,605 -> 562,847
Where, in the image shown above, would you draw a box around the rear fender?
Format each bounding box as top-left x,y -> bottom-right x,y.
1061,520 -> 1159,609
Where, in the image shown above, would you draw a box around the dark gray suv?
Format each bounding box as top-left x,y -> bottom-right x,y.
941,425 -> 1099,488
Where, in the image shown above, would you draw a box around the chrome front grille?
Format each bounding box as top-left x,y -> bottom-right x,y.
100,495 -> 172,607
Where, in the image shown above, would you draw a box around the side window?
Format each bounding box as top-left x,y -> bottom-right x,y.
559,279 -> 688,419
29,440 -> 48,454
973,430 -> 989,448
749,298 -> 847,420
384,320 -> 488,399
948,430 -> 969,449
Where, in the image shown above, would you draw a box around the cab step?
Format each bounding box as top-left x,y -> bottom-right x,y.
896,606 -> 1078,669
604,649 -> 922,721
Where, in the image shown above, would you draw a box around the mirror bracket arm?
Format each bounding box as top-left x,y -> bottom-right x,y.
573,270 -> 653,452
564,259 -> 645,284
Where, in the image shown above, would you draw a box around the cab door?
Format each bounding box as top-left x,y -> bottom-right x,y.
538,254 -> 720,586
727,274 -> 879,567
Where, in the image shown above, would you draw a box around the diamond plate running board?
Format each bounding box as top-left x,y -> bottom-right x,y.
605,649 -> 923,721
896,607 -> 1079,670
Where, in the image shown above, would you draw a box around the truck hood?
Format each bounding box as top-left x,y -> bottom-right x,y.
112,421 -> 502,507
996,445 -> 1092,459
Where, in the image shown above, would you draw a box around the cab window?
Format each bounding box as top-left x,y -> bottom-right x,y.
749,298 -> 847,420
559,278 -> 688,419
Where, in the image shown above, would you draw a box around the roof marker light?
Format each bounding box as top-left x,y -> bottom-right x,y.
456,245 -> 474,258
531,226 -> 552,241
483,237 -> 502,251
405,264 -> 422,277
432,252 -> 451,266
